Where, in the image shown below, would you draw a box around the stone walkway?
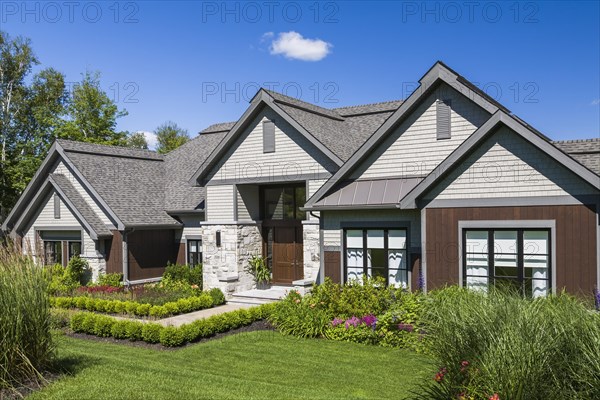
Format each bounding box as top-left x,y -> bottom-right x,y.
157,303 -> 255,327
111,302 -> 257,327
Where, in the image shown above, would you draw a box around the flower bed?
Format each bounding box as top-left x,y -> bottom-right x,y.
68,303 -> 275,347
51,288 -> 226,319
267,278 -> 427,351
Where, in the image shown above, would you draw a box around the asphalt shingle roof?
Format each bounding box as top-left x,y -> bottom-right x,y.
164,131 -> 228,211
553,138 -> 600,175
49,173 -> 113,237
60,145 -> 180,227
58,139 -> 163,160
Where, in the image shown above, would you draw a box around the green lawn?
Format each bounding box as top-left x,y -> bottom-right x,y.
32,331 -> 432,400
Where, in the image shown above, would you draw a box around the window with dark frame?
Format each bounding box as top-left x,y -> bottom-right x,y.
187,239 -> 202,266
68,241 -> 81,259
261,184 -> 306,221
43,241 -> 62,266
463,228 -> 551,297
343,228 -> 409,288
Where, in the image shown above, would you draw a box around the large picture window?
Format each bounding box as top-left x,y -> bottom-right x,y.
463,228 -> 551,297
344,229 -> 409,288
187,239 -> 202,267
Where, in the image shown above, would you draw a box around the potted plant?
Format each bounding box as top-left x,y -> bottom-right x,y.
245,255 -> 271,290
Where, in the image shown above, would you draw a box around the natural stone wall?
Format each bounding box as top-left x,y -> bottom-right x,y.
202,224 -> 262,296
85,256 -> 106,283
303,222 -> 321,282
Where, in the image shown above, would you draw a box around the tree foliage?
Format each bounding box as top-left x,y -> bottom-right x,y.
0,31 -> 130,221
155,121 -> 189,154
126,131 -> 149,149
56,71 -> 128,146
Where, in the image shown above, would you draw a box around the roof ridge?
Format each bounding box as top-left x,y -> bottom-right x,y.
332,99 -> 403,111
264,89 -> 344,121
552,138 -> 600,143
56,139 -> 164,161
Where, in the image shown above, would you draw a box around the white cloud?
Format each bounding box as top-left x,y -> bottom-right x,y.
268,31 -> 332,61
591,99 -> 600,106
261,31 -> 274,42
137,130 -> 157,150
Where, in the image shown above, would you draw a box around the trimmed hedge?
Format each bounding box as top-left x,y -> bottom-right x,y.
51,290 -> 224,319
69,303 -> 275,347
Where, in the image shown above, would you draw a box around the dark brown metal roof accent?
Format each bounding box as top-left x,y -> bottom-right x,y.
313,177 -> 424,208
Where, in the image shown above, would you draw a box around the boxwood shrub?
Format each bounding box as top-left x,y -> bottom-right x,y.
66,303 -> 273,347
51,289 -> 224,319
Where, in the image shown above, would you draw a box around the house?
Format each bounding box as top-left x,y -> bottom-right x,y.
2,62 -> 599,296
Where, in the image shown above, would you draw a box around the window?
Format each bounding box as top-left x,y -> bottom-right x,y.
436,99 -> 451,140
44,241 -> 62,266
262,185 -> 306,221
263,120 -> 275,153
187,240 -> 202,266
344,229 -> 409,288
68,241 -> 81,259
463,229 -> 551,297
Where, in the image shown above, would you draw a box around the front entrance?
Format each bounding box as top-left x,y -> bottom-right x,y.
261,184 -> 305,285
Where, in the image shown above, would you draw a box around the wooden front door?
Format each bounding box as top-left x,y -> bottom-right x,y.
261,183 -> 306,285
269,225 -> 303,284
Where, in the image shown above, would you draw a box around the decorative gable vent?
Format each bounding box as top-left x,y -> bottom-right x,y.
436,99 -> 452,140
263,120 -> 275,153
53,194 -> 60,219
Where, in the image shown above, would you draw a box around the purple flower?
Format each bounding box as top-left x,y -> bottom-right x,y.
397,323 -> 414,332
345,316 -> 360,329
594,287 -> 600,311
418,266 -> 425,291
331,317 -> 344,327
361,314 -> 378,329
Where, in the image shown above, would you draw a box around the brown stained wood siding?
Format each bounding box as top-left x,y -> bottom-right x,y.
176,242 -> 186,265
425,205 -> 598,295
411,253 -> 421,290
324,251 -> 341,283
127,229 -> 179,281
104,230 -> 123,274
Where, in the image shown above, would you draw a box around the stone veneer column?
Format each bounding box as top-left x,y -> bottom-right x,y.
202,223 -> 263,296
302,221 -> 321,282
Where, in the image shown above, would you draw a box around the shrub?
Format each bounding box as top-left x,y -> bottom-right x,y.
135,303 -> 151,316
113,300 -> 126,313
70,312 -> 87,332
415,287 -> 600,400
141,323 -> 164,343
268,291 -> 332,338
81,314 -> 97,333
93,315 -> 115,337
125,321 -> 144,341
209,288 -> 226,305
111,320 -> 130,339
64,256 -> 88,285
149,305 -> 168,318
163,263 -> 202,286
50,308 -> 73,329
159,326 -> 185,347
98,273 -> 123,287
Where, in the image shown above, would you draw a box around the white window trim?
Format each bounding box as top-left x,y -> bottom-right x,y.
457,220 -> 556,293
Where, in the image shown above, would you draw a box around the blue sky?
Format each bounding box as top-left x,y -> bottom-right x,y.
3,1 -> 599,146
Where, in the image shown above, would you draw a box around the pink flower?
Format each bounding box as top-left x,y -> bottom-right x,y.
489,394 -> 500,400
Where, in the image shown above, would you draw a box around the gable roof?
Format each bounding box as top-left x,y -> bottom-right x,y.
399,111 -> 600,209
48,174 -> 113,238
305,61 -> 507,209
57,140 -> 180,227
189,88 -> 405,185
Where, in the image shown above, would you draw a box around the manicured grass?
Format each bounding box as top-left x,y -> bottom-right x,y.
32,331 -> 432,399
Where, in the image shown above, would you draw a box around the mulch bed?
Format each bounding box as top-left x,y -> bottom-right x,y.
65,319 -> 275,350
0,371 -> 61,400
